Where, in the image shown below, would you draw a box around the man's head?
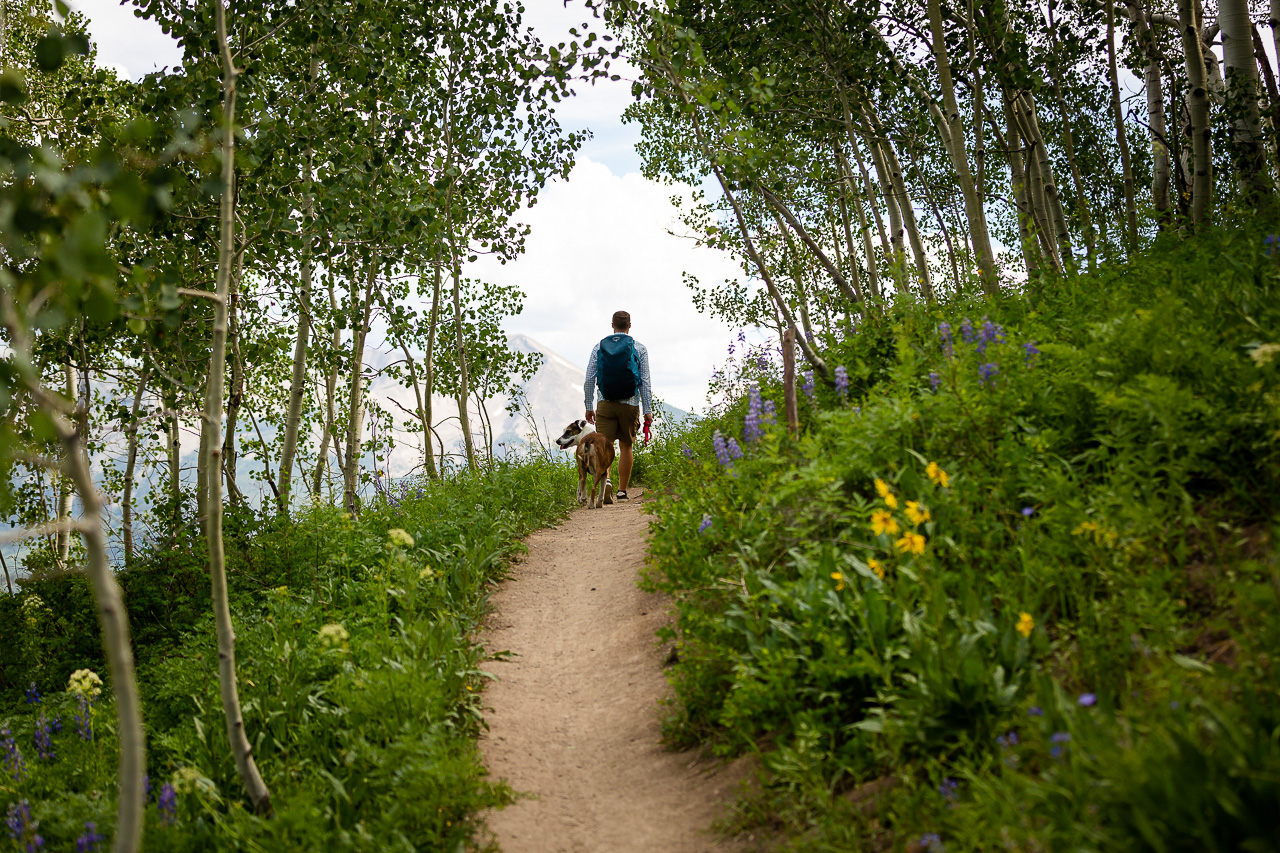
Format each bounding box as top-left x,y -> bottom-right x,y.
612,310 -> 631,332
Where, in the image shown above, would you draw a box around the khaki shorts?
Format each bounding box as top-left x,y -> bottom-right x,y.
595,400 -> 640,446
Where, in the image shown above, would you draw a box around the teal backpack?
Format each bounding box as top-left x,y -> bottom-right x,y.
597,334 -> 640,401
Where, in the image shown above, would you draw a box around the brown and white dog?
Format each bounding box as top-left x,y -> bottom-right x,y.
555,419 -> 614,509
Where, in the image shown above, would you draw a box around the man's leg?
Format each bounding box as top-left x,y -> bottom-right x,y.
618,441 -> 633,492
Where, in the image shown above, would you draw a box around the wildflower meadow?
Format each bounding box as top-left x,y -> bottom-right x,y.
634,224 -> 1280,850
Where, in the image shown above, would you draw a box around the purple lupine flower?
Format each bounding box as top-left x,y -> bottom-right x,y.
834,366 -> 849,398
74,695 -> 93,742
919,833 -> 945,852
726,437 -> 744,460
712,431 -> 733,468
75,822 -> 105,853
939,778 -> 959,800
1028,706 -> 1044,717
1,727 -> 25,781
5,801 -> 42,851
1050,731 -> 1071,757
1022,507 -> 1035,517
698,514 -> 712,533
978,362 -> 999,387
33,715 -> 53,761
761,399 -> 776,424
959,318 -> 976,344
928,371 -> 940,391
800,371 -> 815,403
1023,340 -> 1040,364
727,340 -> 735,356
996,730 -> 1020,748
938,322 -> 954,358
980,317 -> 1005,345
157,783 -> 177,826
744,385 -> 764,444
681,444 -> 694,460
24,683 -> 40,705
1078,693 -> 1097,707
756,353 -> 769,371
1266,234 -> 1279,256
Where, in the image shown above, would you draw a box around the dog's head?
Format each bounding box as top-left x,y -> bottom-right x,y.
555,419 -> 592,450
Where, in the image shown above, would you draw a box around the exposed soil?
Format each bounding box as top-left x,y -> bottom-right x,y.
479,489 -> 753,853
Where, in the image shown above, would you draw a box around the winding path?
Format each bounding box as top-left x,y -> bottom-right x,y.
479,490 -> 750,853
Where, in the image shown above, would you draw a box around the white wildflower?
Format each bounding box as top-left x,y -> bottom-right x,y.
317,623 -> 349,647
387,528 -> 415,548
68,669 -> 103,699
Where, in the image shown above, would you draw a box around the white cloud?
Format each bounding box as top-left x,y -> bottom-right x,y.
70,0 -> 182,80
474,156 -> 740,413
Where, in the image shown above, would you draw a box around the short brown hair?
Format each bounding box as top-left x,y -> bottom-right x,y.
612,310 -> 631,330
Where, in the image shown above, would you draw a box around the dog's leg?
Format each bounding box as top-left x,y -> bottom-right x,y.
577,463 -> 588,506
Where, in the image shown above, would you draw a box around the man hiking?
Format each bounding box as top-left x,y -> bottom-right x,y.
583,310 -> 653,502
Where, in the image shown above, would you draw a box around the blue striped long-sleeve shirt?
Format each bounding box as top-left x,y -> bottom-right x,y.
584,337 -> 653,415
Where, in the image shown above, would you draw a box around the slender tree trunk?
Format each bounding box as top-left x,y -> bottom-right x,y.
1220,0 -> 1272,198
122,365 -> 149,569
863,134 -> 907,293
313,277 -> 343,496
1024,93 -> 1073,262
1250,23 -> 1280,170
342,254 -> 377,515
1107,0 -> 1140,250
223,259 -> 245,507
928,0 -> 997,294
1047,2 -> 1098,268
166,398 -> 181,534
998,97 -> 1042,278
851,134 -> 891,260
56,363 -> 75,565
873,115 -> 933,299
423,259 -> 442,478
208,2 -> 271,813
756,183 -> 861,304
278,57 -> 318,513
1182,0 -> 1214,225
833,143 -> 881,299
65,426 -> 145,853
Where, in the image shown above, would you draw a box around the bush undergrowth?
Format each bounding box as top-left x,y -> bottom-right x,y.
0,458 -> 576,851
640,225 -> 1280,851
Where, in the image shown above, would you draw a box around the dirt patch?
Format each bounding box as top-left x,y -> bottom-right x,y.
479,490 -> 753,853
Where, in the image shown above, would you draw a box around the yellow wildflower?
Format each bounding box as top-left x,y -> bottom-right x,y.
895,532 -> 926,555
418,566 -> 435,580
884,492 -> 898,509
905,501 -> 931,526
831,571 -> 845,591
867,558 -> 885,579
874,478 -> 891,498
1016,612 -> 1035,638
68,669 -> 103,699
387,528 -> 415,548
870,509 -> 900,536
925,461 -> 950,488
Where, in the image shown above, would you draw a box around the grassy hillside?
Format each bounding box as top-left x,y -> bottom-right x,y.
0,460 -> 575,851
636,224 -> 1280,851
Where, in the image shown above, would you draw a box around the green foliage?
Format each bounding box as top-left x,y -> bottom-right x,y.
640,224 -> 1280,850
0,458 -> 576,851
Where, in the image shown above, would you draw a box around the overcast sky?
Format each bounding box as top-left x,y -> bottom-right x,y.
70,0 -> 742,414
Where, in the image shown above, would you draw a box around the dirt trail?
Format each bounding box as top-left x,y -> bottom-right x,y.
479,490 -> 749,853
